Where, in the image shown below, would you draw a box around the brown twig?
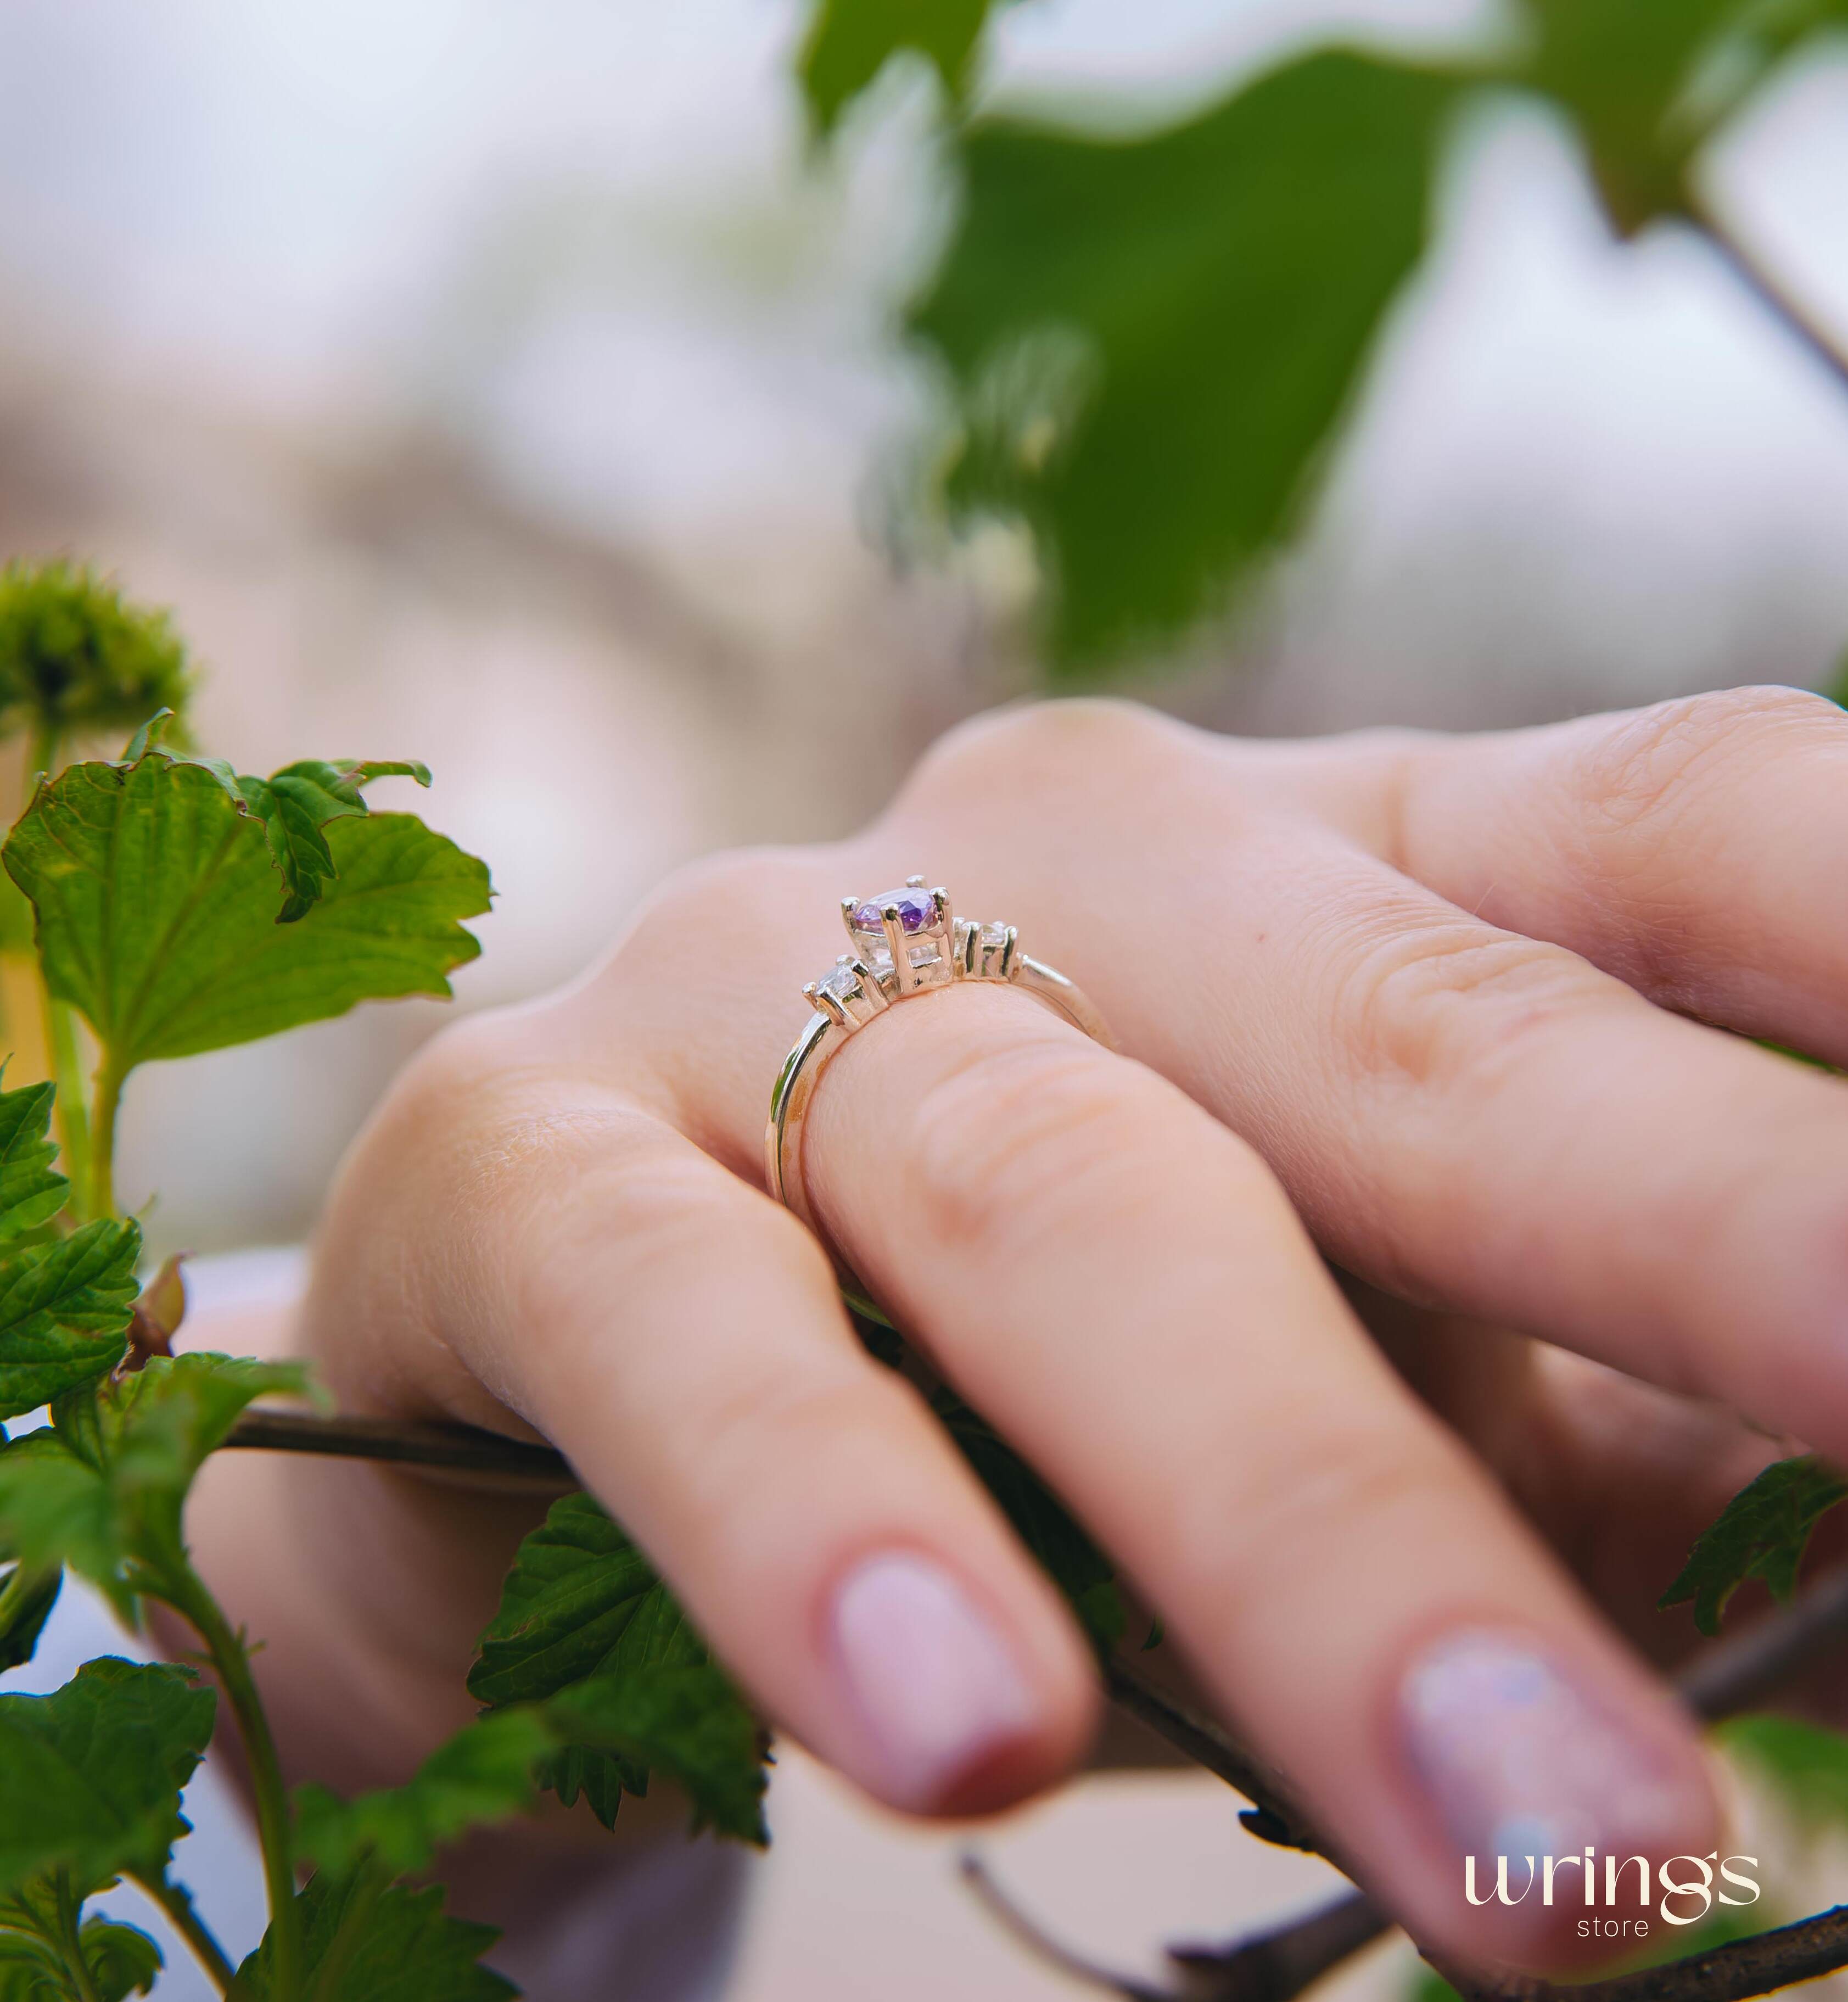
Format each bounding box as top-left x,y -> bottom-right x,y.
1104,1659 -> 1325,1856
960,1855 -> 1172,2000
1690,195 -> 1848,401
1043,1568 -> 1848,2002
221,1407 -> 571,1481
225,1406 -> 1848,2002
1429,1906 -> 1848,2002
1166,1891 -> 1396,2002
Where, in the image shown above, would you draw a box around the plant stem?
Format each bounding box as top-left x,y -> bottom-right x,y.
40,993 -> 91,1218
158,1561 -> 303,2002
1688,192 -> 1848,399
51,1871 -> 102,2002
132,1872 -> 237,1995
87,1052 -> 123,1223
25,727 -> 60,789
222,1407 -> 572,1480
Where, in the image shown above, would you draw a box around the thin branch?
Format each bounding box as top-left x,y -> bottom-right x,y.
226,1403 -> 1848,2002
960,1855 -> 1171,2000
1689,194 -> 1848,400
221,1408 -> 570,1481
1103,1659 -> 1325,1857
1676,1559 -> 1848,1721
1167,1891 -> 1395,2002
1430,1906 -> 1848,2002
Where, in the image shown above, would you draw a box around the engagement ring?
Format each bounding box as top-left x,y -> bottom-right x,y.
765,877 -> 1113,1234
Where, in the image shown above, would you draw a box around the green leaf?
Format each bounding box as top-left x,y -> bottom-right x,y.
1660,1455 -> 1848,1635
232,1875 -> 514,2002
0,1222 -> 141,1423
0,1915 -> 161,2002
75,1920 -> 161,2002
0,1083 -> 68,1245
294,1709 -> 552,1880
546,1664 -> 769,1843
0,1354 -> 312,1617
104,1352 -> 315,1584
1522,0 -> 1739,231
909,49 -> 1454,671
0,1436 -> 119,1615
469,1492 -> 768,1839
931,1388 -> 1125,1654
3,750 -> 490,1074
238,758 -> 434,924
0,563 -> 194,756
799,0 -> 1001,138
0,1569 -> 61,1673
0,1659 -> 215,1900
1517,0 -> 1848,234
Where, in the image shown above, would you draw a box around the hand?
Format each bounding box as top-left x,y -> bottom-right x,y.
186,687 -> 1848,1970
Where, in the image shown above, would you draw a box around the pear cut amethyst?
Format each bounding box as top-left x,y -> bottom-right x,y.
850,887 -> 936,935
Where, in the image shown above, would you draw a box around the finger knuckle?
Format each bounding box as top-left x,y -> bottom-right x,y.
619,845 -> 819,975
902,1033 -> 1225,1260
1335,918 -> 1602,1092
1203,1422 -> 1471,1607
1570,685 -> 1842,838
903,697 -> 1191,806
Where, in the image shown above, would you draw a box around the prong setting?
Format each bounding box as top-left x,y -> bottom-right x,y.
807,879 -> 1033,1030
774,877 -> 1115,1239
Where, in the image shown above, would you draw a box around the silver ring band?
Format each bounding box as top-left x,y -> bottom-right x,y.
765,877 -> 1113,1235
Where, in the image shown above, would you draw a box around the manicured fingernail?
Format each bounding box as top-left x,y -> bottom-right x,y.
829,1551 -> 1038,1809
1399,1630 -> 1711,1867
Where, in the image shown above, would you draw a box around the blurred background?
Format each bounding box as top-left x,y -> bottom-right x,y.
2,0 -> 1846,1994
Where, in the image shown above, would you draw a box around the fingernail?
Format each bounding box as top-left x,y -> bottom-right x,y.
829,1551 -> 1038,1809
1399,1629 -> 1712,1869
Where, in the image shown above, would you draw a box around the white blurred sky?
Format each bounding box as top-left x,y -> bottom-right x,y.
0,0 -> 1842,698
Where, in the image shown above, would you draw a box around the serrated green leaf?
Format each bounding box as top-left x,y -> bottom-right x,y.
931,1388 -> 1124,1654
1716,1713 -> 1848,1836
0,1222 -> 141,1422
0,1659 -> 214,1900
77,1919 -> 161,2002
469,1492 -> 768,1839
239,758 -> 434,924
0,1083 -> 67,1245
294,1709 -> 552,1880
105,1352 -> 315,1582
2,751 -> 489,1075
0,1569 -> 60,1673
232,1875 -> 514,2002
799,0 -> 1002,138
0,1913 -> 160,2002
0,1354 -> 312,1617
547,1664 -> 769,1843
910,49 -> 1454,671
1660,1455 -> 1848,1635
0,1436 -> 117,1616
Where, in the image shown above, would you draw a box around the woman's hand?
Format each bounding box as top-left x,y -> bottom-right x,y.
186,687 -> 1848,1970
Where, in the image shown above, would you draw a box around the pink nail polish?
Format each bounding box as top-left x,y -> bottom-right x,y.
1399,1630 -> 1712,1870
829,1552 -> 1038,1810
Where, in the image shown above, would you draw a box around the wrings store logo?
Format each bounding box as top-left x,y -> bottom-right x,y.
1467,1850 -> 1762,1940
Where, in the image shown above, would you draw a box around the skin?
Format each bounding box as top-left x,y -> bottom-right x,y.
176,687 -> 1848,1975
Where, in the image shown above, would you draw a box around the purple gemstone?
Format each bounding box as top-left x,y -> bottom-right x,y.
852,888 -> 936,935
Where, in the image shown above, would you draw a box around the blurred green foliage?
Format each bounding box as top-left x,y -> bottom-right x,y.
0,563 -> 192,767
802,0 -> 1848,677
